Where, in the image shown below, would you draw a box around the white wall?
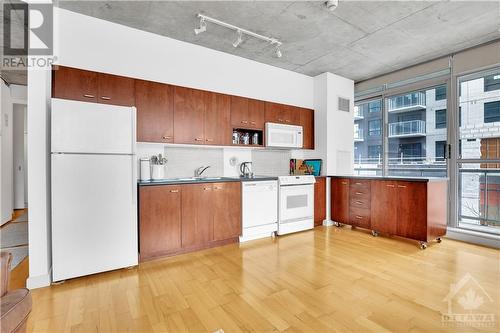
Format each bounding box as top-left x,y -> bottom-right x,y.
54,8 -> 314,109
27,69 -> 52,289
1,81 -> 13,225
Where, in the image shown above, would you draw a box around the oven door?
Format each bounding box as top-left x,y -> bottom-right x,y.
279,184 -> 314,222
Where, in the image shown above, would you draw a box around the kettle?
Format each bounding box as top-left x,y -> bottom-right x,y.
239,162 -> 253,178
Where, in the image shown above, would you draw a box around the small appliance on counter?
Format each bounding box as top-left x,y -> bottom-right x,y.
150,154 -> 167,180
140,158 -> 151,181
240,161 -> 253,178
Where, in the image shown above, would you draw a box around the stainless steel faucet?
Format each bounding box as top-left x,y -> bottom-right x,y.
195,165 -> 211,177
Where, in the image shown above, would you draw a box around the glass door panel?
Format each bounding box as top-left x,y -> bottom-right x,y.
457,68 -> 500,234
385,85 -> 448,178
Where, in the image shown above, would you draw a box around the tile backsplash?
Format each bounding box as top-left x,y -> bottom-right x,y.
137,143 -> 293,179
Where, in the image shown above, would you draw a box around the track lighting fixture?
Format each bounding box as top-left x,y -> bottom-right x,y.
194,17 -> 207,35
275,46 -> 282,58
194,14 -> 283,58
233,30 -> 243,48
324,0 -> 339,11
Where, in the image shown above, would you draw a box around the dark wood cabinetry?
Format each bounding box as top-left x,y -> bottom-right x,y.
173,86 -> 206,144
298,107 -> 314,149
52,66 -> 98,102
52,65 -> 314,148
181,184 -> 213,248
139,185 -> 181,260
231,96 -> 265,130
135,80 -> 174,143
205,92 -> 231,145
139,182 -> 241,261
97,73 -> 135,106
331,178 -> 350,224
265,102 -> 299,125
212,182 -> 242,241
331,177 -> 447,247
314,177 -> 327,226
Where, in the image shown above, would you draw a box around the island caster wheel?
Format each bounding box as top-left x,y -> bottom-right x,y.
436,237 -> 442,243
371,230 -> 379,237
334,221 -> 342,227
419,242 -> 428,250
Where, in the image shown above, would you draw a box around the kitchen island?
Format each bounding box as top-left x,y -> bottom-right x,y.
330,175 -> 447,249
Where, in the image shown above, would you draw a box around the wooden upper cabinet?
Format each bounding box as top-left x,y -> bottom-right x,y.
135,80 -> 174,143
231,96 -> 265,129
181,183 -> 213,248
265,102 -> 299,125
52,66 -> 98,102
397,181 -> 428,241
371,181 -> 398,235
174,87 -> 205,144
314,177 -> 326,226
97,73 -> 135,106
331,178 -> 350,224
298,107 -> 314,149
212,182 -> 242,241
139,185 -> 181,260
205,92 -> 231,145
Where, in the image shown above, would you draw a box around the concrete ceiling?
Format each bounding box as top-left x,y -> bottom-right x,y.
3,1 -> 500,85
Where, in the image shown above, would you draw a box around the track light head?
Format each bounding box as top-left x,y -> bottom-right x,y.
275,46 -> 282,58
232,30 -> 243,48
324,0 -> 339,11
194,18 -> 207,35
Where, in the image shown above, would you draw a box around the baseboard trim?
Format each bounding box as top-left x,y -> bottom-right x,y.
27,267 -> 52,289
446,228 -> 500,249
322,219 -> 334,227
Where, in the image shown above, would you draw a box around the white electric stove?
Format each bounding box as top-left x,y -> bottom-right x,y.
278,175 -> 316,235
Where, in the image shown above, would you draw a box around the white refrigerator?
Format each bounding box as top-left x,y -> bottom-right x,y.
51,98 -> 138,282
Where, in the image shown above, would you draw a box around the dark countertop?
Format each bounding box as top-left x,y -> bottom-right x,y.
329,175 -> 448,182
138,175 -> 278,186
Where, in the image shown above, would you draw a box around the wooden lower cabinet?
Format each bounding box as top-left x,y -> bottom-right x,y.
139,185 -> 181,260
212,182 -> 242,240
314,177 -> 326,226
331,177 -> 447,246
331,178 -> 350,224
139,182 -> 241,261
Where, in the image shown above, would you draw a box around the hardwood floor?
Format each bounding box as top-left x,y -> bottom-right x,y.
26,227 -> 499,333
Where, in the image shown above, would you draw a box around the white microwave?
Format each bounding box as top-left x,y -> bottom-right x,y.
265,123 -> 303,148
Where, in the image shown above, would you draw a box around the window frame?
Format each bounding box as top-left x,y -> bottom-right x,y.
368,119 -> 381,137
435,109 -> 447,129
484,100 -> 500,123
484,73 -> 500,92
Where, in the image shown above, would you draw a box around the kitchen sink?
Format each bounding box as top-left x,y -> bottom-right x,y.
174,177 -> 225,181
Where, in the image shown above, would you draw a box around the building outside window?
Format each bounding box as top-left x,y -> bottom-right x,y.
435,140 -> 446,160
435,109 -> 447,129
353,99 -> 383,175
484,73 -> 500,92
368,100 -> 381,113
484,101 -> 500,123
435,85 -> 446,100
368,145 -> 381,160
368,119 -> 381,136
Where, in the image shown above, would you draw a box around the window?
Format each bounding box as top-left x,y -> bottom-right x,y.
368,100 -> 381,113
399,143 -> 422,160
435,141 -> 446,160
484,101 -> 500,123
484,74 -> 500,92
368,145 -> 381,159
435,109 -> 446,129
368,120 -> 381,136
435,86 -> 446,100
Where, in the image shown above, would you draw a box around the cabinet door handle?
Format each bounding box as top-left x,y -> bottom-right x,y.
205,138 -> 213,142
214,186 -> 221,190
355,182 -> 362,185
250,121 -> 256,125
278,118 -> 283,122
285,119 -> 291,123
398,185 -> 407,188
356,201 -> 363,204
83,94 -> 95,98
100,96 -> 111,100
170,190 -> 179,193
341,182 -> 348,185
241,120 -> 248,124
162,136 -> 172,140
355,192 -> 363,195
355,215 -> 363,219
386,184 -> 395,187
195,138 -> 204,141
204,187 -> 212,191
